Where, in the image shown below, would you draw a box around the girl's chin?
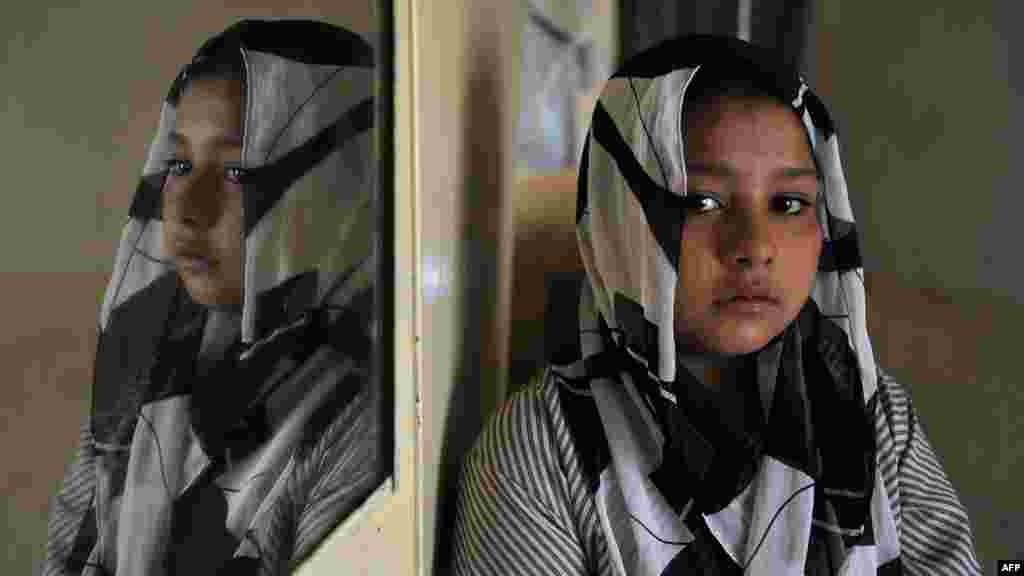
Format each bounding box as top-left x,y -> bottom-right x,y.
692,325 -> 784,358
713,340 -> 774,357
182,279 -> 240,309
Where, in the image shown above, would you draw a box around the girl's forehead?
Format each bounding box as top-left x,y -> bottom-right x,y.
684,97 -> 814,164
177,78 -> 242,115
172,78 -> 243,145
684,95 -> 797,133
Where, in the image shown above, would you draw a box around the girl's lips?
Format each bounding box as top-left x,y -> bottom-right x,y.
177,254 -> 216,274
717,296 -> 779,315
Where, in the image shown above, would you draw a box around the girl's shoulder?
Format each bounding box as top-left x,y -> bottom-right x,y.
457,369 -> 612,574
871,367 -> 915,444
464,368 -> 608,505
465,371 -> 566,477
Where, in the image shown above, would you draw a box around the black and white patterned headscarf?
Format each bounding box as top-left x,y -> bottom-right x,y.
559,35 -> 900,575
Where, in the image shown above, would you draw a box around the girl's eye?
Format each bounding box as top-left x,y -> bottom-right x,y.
225,166 -> 247,184
685,193 -> 723,214
776,196 -> 812,216
165,159 -> 190,177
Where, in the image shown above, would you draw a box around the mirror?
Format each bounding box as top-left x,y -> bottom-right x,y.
8,3 -> 394,574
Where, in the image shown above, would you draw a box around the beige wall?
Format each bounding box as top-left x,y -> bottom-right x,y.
411,0 -> 519,572
815,0 -> 1020,564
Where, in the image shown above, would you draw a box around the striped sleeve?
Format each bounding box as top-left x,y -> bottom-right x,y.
40,419 -> 97,576
874,369 -> 982,576
451,377 -> 606,576
287,376 -> 382,571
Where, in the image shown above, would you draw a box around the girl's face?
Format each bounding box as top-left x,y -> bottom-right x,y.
674,96 -> 822,357
161,77 -> 245,309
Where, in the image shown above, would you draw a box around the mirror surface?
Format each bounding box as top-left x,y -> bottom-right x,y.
2,3 -> 393,574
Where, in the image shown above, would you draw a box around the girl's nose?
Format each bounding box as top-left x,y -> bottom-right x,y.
724,211 -> 776,269
165,169 -> 221,229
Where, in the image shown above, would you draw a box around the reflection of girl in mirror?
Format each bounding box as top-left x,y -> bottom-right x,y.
42,20 -> 386,575
452,36 -> 981,575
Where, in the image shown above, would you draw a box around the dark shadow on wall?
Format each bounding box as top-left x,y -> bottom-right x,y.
507,222 -> 583,390
431,22 -> 510,575
618,0 -> 811,76
619,0 -> 738,62
749,0 -> 811,74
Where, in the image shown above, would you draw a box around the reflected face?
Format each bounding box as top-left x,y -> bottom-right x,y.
161,78 -> 245,308
674,96 -> 822,357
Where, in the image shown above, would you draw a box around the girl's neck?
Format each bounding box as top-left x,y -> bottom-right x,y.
200,306 -> 242,360
677,339 -> 784,423
678,353 -> 744,389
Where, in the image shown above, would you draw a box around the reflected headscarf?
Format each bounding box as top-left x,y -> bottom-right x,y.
85,20 -> 379,575
93,17 -> 376,465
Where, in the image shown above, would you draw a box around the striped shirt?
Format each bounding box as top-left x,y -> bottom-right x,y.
452,369 -> 982,575
40,373 -> 381,576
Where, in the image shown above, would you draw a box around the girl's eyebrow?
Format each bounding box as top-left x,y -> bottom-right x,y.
168,131 -> 243,148
687,162 -> 732,177
687,161 -> 820,181
778,166 -> 820,180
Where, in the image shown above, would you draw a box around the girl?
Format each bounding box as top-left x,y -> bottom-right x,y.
42,20 -> 384,575
452,35 -> 981,575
